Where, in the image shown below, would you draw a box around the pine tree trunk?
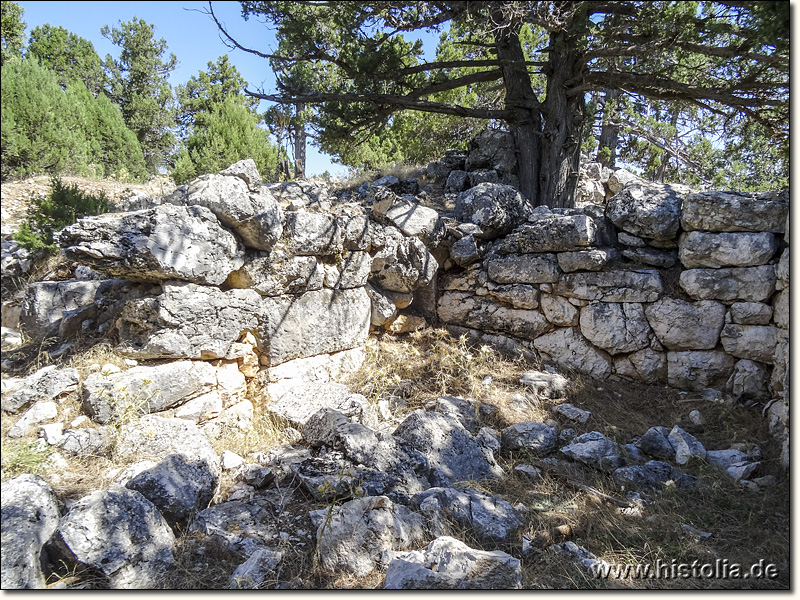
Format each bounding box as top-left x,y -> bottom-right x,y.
492,14 -> 543,206
539,8 -> 587,209
597,88 -> 621,169
293,103 -> 306,179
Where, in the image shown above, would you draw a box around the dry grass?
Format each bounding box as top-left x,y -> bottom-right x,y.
1,326 -> 790,589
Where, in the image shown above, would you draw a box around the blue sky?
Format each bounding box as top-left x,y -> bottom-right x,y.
17,1 -> 439,177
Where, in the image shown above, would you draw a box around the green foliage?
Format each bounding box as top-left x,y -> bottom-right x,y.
1,57 -> 147,182
14,176 -> 110,252
1,58 -> 86,179
1,440 -> 52,480
0,0 -> 25,66
171,98 -> 280,185
176,54 -> 259,138
102,17 -> 177,174
27,24 -> 105,95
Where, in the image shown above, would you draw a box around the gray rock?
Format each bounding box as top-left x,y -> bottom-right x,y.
668,426 -> 706,465
282,210 -> 342,256
19,279 -> 128,340
370,227 -> 439,293
324,251 -> 372,289
236,464 -> 276,489
7,401 -> 58,438
413,487 -> 524,542
393,410 -> 503,486
679,266 -> 776,303
579,301 -> 651,355
455,183 -> 532,239
189,500 -> 277,554
719,324 -> 779,363
172,173 -> 283,250
219,158 -> 262,191
606,169 -> 643,194
705,449 -> 759,482
268,383 -> 370,427
561,431 -> 626,471
667,351 -> 737,391
487,283 -> 540,309
466,129 -> 517,179
337,213 -> 372,251
557,248 -> 617,272
56,427 -> 110,457
116,282 -> 261,360
606,183 -> 684,241
553,403 -> 591,424
515,464 -> 543,480
729,302 -> 773,325
533,328 -> 613,378
726,359 -> 771,401
435,396 -> 481,434
445,169 -> 470,194
58,204 -> 245,285
81,360 -> 217,424
486,253 -> 560,284
555,269 -> 663,303
501,421 -> 558,456
681,190 -> 788,233
1,365 -> 79,414
621,247 -> 677,268
450,235 -> 482,267
366,284 -> 398,326
227,250 -> 323,296
499,212 -> 597,253
46,486 -> 174,589
613,348 -> 668,385
1,475 -> 61,589
468,168 -> 499,187
384,536 -> 522,589
267,180 -> 329,208
539,293 -> 579,326
437,291 -> 552,341
635,427 -> 675,460
229,547 -> 283,589
116,415 -> 219,478
125,453 -> 218,532
679,231 -> 778,269
613,461 -> 696,490
315,495 -> 426,577
644,298 -> 726,351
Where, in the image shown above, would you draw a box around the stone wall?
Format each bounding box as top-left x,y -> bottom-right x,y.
435,180 -> 789,467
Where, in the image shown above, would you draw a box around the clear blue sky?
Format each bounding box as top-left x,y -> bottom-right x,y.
17,1 -> 437,177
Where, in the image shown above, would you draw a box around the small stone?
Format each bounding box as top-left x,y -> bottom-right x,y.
667,426 -> 706,465
514,464 -> 542,481
221,450 -> 245,471
552,403 -> 591,424
688,410 -> 705,426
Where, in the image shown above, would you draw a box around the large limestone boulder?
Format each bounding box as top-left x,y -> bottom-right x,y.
282,210 -> 342,256
678,231 -> 778,269
499,211 -> 597,253
116,282 -> 262,360
226,250 -> 323,296
679,266 -> 776,302
46,486 -> 175,589
412,487 -> 524,542
486,253 -> 560,284
555,269 -> 662,303
370,227 -> 438,293
384,536 -> 522,589
125,454 -> 218,532
315,495 -> 426,577
455,183 -> 532,239
667,351 -> 736,391
218,158 -> 262,191
393,410 -> 504,486
437,291 -> 553,341
1,365 -> 79,414
58,204 -> 245,285
644,298 -> 726,351
261,287 -> 371,365
372,190 -> 442,244
1,475 -> 61,589
19,279 -> 129,340
606,183 -> 684,241
719,324 -> 780,364
613,348 -> 667,384
81,360 -> 218,424
579,302 -> 651,355
533,327 -> 613,378
681,190 -> 789,233
465,129 -> 517,182
166,173 -> 284,251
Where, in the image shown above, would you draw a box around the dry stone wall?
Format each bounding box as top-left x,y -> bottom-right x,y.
436,178 -> 789,466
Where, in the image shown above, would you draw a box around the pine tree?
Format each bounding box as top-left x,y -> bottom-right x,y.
0,0 -> 25,66
27,24 -> 105,96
